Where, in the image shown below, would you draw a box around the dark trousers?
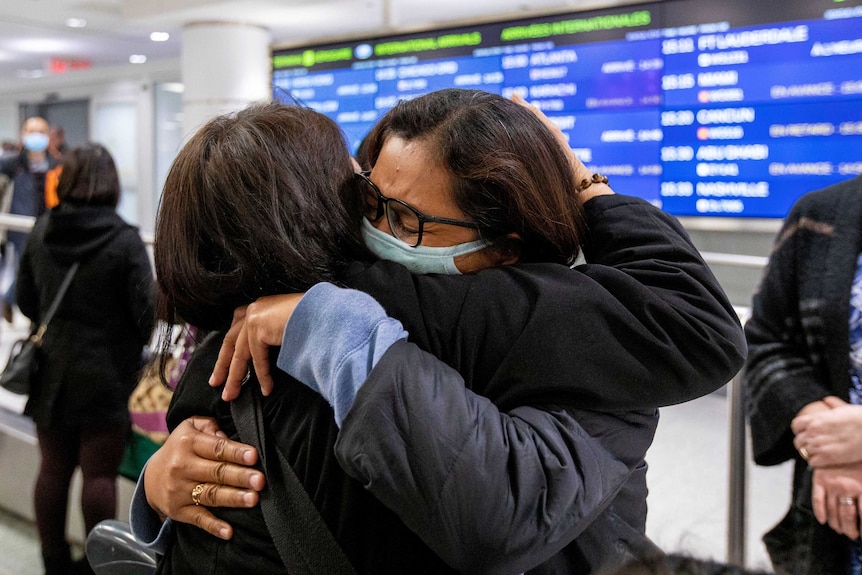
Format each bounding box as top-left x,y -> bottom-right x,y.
35,422 -> 128,574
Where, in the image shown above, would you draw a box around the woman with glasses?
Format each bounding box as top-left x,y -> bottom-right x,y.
355,170 -> 495,273
134,91 -> 744,574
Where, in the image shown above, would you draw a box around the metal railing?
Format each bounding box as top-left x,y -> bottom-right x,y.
726,367 -> 748,566
699,253 -> 762,566
701,251 -> 769,269
0,212 -> 38,235
0,213 -> 154,245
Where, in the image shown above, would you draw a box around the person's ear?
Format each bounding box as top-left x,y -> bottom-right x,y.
493,233 -> 523,266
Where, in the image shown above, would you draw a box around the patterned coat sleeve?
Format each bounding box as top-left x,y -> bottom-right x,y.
744,194 -> 841,466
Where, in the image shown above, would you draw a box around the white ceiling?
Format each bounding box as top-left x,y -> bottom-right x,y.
0,0 -> 646,87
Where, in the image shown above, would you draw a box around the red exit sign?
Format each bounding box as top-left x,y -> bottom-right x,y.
49,57 -> 92,73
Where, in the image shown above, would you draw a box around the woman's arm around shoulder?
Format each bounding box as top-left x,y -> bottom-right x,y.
743,194 -> 836,465
466,194 -> 746,410
589,195 -> 747,405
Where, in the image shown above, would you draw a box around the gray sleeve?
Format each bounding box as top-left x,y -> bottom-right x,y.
276,282 -> 407,426
129,462 -> 172,554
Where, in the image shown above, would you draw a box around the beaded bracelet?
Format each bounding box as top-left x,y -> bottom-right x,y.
576,173 -> 609,193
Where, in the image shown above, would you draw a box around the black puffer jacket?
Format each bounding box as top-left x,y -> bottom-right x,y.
17,203 -> 155,428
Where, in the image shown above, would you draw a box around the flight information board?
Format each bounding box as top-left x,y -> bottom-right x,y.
272,0 -> 862,218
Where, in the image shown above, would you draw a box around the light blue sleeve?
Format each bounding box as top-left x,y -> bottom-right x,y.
129,462 -> 172,554
275,282 -> 408,426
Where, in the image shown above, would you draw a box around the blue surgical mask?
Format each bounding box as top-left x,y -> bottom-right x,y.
23,132 -> 49,153
361,218 -> 493,275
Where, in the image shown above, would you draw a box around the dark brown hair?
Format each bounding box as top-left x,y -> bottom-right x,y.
56,143 -> 121,207
362,89 -> 585,264
599,554 -> 772,575
154,102 -> 367,331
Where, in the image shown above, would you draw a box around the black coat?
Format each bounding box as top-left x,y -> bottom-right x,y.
744,175 -> 862,574
17,203 -> 156,429
162,194 -> 746,574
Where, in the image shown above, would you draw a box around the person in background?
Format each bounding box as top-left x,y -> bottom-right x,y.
0,173 -> 10,250
792,395 -> 862,542
745,174 -> 862,574
16,143 -> 156,575
48,124 -> 67,161
0,140 -> 19,156
0,116 -> 60,322
43,124 -> 69,210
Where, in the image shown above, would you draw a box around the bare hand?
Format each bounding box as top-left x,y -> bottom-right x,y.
793,397 -> 836,421
211,293 -> 305,401
510,92 -> 612,203
143,416 -> 264,540
811,464 -> 862,539
793,396 -> 862,467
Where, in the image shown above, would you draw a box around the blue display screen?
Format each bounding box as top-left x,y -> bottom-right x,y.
272,0 -> 862,218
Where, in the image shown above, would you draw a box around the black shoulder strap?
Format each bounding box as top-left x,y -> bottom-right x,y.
230,382 -> 357,575
32,262 -> 79,344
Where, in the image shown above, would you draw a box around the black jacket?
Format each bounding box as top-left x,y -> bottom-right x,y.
162,195 -> 746,574
17,203 -> 156,428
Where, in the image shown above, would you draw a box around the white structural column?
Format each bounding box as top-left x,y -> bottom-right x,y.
181,22 -> 271,140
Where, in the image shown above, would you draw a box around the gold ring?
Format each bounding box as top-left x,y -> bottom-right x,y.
839,497 -> 856,506
799,446 -> 809,461
191,483 -> 205,506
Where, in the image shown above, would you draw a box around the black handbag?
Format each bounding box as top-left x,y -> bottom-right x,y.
0,262 -> 79,395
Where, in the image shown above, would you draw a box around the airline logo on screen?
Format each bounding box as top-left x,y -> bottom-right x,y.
273,10 -> 651,69
273,33 -> 484,69
271,0 -> 862,219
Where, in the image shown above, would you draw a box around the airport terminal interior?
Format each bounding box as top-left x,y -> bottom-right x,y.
1,0 -> 861,572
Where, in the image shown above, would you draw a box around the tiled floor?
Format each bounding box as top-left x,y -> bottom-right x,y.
0,507 -> 42,575
0,312 -> 792,575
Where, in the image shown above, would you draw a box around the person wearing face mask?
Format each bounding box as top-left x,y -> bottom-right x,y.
133,92 -> 745,575
358,207 -> 494,274
349,135 -> 501,276
0,116 -> 61,322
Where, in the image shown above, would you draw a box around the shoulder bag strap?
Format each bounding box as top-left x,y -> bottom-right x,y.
230,382 -> 357,575
31,261 -> 80,346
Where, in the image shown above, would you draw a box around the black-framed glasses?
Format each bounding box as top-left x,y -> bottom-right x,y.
356,171 -> 480,247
